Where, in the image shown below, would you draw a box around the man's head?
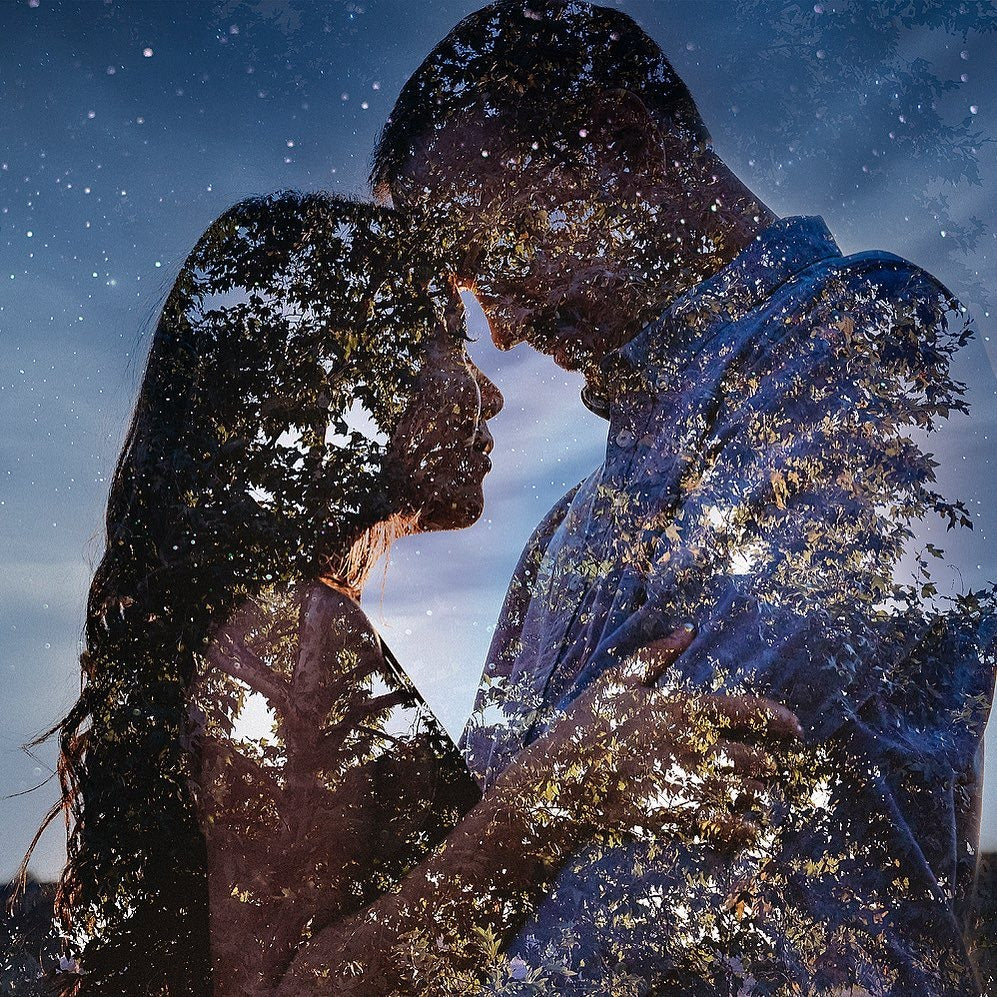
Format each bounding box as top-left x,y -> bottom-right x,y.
372,1 -> 718,373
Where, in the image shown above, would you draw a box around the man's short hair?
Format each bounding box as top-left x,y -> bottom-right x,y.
370,0 -> 710,199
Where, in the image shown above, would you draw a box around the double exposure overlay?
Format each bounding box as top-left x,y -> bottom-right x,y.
19,194 -> 498,993
6,2 -> 996,996
461,217 -> 995,994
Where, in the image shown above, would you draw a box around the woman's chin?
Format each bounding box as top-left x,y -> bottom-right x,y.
419,490 -> 485,532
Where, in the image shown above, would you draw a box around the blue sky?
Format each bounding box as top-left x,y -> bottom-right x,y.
2,0 -> 995,881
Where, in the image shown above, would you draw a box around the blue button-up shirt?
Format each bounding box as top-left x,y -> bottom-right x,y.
461,217 -> 995,995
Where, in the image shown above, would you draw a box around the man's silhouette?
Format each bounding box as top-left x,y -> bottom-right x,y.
373,2 -> 996,992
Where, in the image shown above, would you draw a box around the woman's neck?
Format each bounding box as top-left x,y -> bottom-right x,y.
318,511 -> 419,600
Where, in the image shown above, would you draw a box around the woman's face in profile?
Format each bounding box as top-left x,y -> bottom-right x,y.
385,298 -> 503,532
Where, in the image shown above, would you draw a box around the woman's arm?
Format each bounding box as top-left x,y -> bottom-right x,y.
196,580 -> 798,995
273,623 -> 802,995
193,579 -> 480,994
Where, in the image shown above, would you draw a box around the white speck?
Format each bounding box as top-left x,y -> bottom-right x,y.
426,609 -> 433,616
154,261 -> 161,268
106,66 -> 116,75
229,24 -> 239,34
286,139 -> 294,147
961,50 -> 969,60
341,92 -> 349,101
481,149 -> 489,157
961,73 -> 969,83
143,47 -> 154,58
372,81 -> 380,90
361,101 -> 369,109
970,105 -> 978,115
579,128 -> 588,138
26,231 -> 32,237
87,110 -> 96,119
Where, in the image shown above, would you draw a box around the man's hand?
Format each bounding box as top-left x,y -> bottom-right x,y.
505,625 -> 803,849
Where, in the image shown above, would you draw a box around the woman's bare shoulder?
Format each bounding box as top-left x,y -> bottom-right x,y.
301,578 -> 382,653
201,578 -> 384,690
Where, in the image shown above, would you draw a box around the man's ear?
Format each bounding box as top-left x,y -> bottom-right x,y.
585,89 -> 665,174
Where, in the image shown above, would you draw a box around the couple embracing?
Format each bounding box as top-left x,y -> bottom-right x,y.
35,3 -> 995,995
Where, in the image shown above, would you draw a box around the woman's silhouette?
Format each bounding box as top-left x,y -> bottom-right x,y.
32,192 -> 495,994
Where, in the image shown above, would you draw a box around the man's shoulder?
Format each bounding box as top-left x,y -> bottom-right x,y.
807,246 -> 960,314
761,246 -> 969,364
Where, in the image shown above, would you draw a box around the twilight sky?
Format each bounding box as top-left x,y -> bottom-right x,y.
1,0 -> 995,881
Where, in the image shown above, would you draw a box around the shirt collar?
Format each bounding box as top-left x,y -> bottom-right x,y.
667,214 -> 840,327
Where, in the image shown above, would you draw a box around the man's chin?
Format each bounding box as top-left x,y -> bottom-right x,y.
533,312 -> 599,371
550,343 -> 586,371
522,324 -> 583,371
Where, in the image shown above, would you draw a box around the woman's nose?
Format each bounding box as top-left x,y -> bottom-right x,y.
474,367 -> 503,420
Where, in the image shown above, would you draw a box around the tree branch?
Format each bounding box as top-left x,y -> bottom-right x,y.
206,639 -> 291,717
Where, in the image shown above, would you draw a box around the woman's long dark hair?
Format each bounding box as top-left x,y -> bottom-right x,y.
22,191 -> 450,995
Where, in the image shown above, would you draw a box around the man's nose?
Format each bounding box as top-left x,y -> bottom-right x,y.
480,301 -> 525,352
